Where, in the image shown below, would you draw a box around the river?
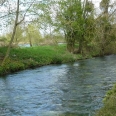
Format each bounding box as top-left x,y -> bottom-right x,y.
0,55 -> 116,116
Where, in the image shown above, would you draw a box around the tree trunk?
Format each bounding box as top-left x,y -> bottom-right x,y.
1,0 -> 20,66
67,42 -> 75,53
78,39 -> 83,54
29,35 -> 32,47
27,28 -> 32,47
66,36 -> 75,53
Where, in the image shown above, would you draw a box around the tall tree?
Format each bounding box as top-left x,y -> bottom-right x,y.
1,0 -> 35,65
78,0 -> 94,54
56,0 -> 94,53
31,0 -> 54,37
25,24 -> 42,47
1,0 -> 20,66
99,0 -> 112,55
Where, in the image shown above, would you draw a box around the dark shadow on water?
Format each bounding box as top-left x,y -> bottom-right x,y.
57,113 -> 90,116
41,112 -> 92,116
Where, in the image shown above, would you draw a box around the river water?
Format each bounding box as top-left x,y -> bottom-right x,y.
0,55 -> 116,116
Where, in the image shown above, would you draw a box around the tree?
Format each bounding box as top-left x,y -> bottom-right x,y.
31,0 -> 54,38
1,0 -> 20,66
1,0 -> 35,65
78,0 -> 95,54
100,0 -> 110,55
95,0 -> 115,55
56,0 -> 94,53
25,24 -> 42,47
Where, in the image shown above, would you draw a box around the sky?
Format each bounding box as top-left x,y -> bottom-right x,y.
92,0 -> 100,8
0,0 -> 115,35
92,0 -> 115,8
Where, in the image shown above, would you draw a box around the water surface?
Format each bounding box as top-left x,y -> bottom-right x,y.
0,55 -> 116,116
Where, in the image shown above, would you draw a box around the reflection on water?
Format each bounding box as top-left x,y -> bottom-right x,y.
0,55 -> 116,116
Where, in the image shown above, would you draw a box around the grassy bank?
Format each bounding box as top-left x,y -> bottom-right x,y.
96,84 -> 116,116
0,45 -> 86,76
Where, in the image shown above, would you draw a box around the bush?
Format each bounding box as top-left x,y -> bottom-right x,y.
96,84 -> 116,116
51,55 -> 62,64
9,61 -> 25,72
22,59 -> 39,68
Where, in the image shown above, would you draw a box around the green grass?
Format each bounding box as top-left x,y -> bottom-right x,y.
96,84 -> 116,116
0,45 -> 83,75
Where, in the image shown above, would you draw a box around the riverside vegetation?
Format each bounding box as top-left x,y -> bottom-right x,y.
96,84 -> 116,116
1,0 -> 116,115
0,45 -> 116,116
0,45 -> 85,76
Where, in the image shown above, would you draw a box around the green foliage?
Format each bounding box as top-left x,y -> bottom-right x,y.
0,58 -> 25,75
51,55 -> 63,64
0,45 -> 83,75
23,24 -> 43,46
96,84 -> 116,116
8,61 -> 25,72
55,0 -> 95,53
0,36 -> 8,46
96,0 -> 114,56
100,0 -> 110,11
22,59 -> 39,68
103,84 -> 116,103
0,66 -> 7,75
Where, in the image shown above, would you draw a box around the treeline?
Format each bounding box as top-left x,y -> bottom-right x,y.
50,0 -> 116,56
0,0 -> 116,65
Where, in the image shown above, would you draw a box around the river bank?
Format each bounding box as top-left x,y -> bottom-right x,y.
96,84 -> 116,116
0,45 -> 89,76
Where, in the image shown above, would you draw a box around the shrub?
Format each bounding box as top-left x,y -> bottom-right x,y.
9,61 -> 25,72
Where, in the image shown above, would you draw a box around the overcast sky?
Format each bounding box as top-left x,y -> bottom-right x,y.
92,0 -> 115,8
0,0 -> 115,35
92,0 -> 100,7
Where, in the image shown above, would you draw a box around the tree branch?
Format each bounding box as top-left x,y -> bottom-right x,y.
17,0 -> 35,25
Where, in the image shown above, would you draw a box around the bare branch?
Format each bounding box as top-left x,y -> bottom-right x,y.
0,0 -> 6,5
17,0 -> 35,25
